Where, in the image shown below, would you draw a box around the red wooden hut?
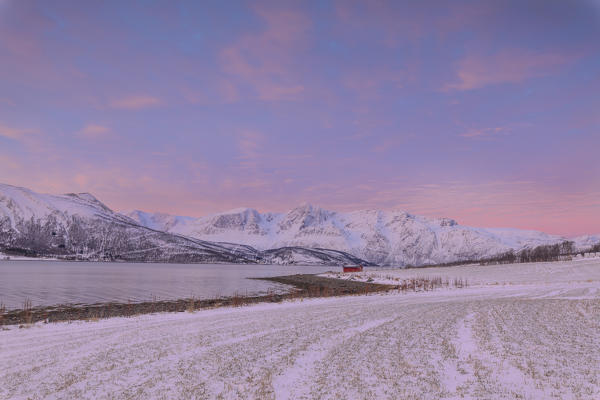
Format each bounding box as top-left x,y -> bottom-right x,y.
343,265 -> 363,273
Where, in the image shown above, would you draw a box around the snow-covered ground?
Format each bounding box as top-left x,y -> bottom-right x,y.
0,252 -> 57,261
2,259 -> 600,399
321,256 -> 600,287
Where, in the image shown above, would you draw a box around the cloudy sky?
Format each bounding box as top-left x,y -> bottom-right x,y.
0,0 -> 598,235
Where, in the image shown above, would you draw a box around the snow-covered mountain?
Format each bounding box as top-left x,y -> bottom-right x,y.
126,204 -> 595,266
3,182 -> 594,267
573,234 -> 600,252
0,183 -> 367,265
0,183 -> 250,263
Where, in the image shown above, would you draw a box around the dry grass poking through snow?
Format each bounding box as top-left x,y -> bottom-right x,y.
1,259 -> 600,399
0,302 -> 5,326
22,298 -> 32,325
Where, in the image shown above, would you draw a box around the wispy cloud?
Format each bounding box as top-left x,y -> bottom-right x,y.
444,49 -> 574,91
333,0 -> 493,47
257,83 -> 304,101
77,124 -> 110,138
109,95 -> 162,110
340,68 -> 405,103
0,123 -> 32,140
0,122 -> 48,152
237,130 -> 264,167
217,80 -> 240,103
219,4 -> 310,101
372,135 -> 412,152
460,127 -> 507,139
0,154 -> 20,169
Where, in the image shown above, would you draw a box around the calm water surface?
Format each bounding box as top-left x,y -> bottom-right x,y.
0,261 -> 339,310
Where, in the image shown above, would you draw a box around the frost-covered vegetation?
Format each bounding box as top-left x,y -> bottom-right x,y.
2,258 -> 599,399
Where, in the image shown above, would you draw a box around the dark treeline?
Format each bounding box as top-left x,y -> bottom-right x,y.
480,241 -> 583,265
415,240 -> 597,269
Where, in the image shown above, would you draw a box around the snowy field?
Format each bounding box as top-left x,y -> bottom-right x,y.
322,256 -> 600,286
1,259 -> 599,399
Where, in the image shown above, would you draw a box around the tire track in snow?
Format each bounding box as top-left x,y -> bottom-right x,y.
441,306 -> 549,399
2,273 -> 600,399
272,316 -> 397,400
439,311 -> 476,397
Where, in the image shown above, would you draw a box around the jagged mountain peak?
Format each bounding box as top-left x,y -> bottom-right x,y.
290,202 -> 317,212
218,207 -> 260,215
64,192 -> 112,213
64,192 -> 99,202
279,204 -> 334,231
122,210 -> 195,232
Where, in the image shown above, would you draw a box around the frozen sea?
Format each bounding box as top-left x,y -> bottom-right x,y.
0,261 -> 338,310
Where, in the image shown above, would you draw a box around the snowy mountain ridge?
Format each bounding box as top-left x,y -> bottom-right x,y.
0,183 -> 367,265
125,204 -> 597,266
1,182 -> 595,267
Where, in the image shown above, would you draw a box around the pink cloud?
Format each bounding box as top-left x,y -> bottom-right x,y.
0,24 -> 43,61
73,173 -> 89,187
334,1 -> 423,46
218,80 -> 241,103
237,130 -> 264,165
77,124 -> 110,138
240,179 -> 270,189
333,1 -> 494,47
0,123 -> 32,140
371,135 -> 412,153
219,5 -> 310,101
180,82 -> 240,105
0,154 -> 20,169
0,122 -> 46,151
0,6 -> 90,88
341,68 -> 404,95
257,84 -> 304,101
109,95 -> 162,110
444,49 -> 574,91
460,127 -> 507,139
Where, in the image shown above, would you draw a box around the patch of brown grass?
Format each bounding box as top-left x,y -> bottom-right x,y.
232,292 -> 243,307
23,298 -> 33,325
187,297 -> 196,313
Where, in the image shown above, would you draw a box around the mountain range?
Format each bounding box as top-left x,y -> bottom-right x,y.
126,206 -> 598,266
1,183 -> 597,266
0,183 -> 366,265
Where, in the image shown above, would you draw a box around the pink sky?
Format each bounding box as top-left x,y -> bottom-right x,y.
0,0 -> 598,236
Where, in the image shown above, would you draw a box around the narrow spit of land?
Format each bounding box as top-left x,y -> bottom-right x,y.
1,274 -> 394,326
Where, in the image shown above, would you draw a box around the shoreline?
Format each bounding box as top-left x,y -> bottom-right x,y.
1,274 -> 394,326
